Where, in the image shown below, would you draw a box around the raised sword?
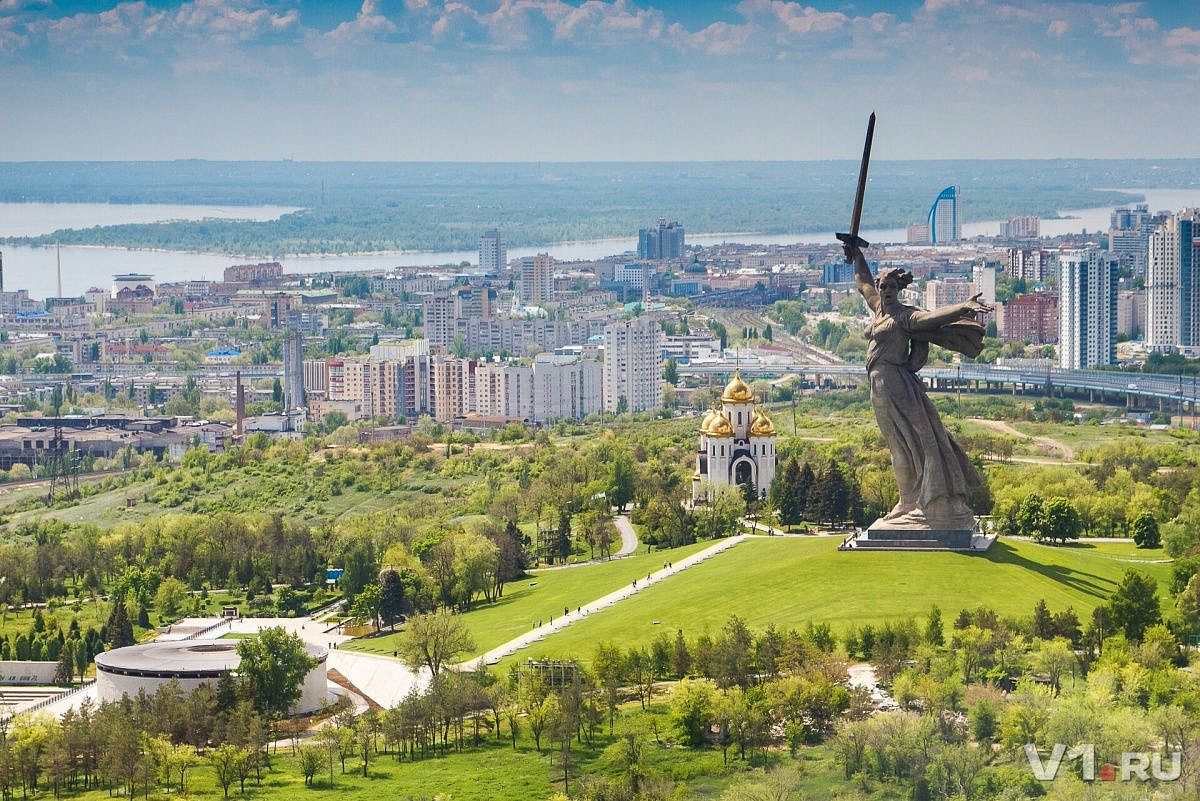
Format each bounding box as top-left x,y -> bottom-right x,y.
836,111 -> 876,263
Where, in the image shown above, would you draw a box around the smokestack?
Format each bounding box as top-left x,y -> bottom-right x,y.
56,244 -> 62,298
235,371 -> 245,437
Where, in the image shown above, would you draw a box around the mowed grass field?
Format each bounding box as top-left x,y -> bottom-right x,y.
506,536 -> 1173,665
343,540 -> 714,658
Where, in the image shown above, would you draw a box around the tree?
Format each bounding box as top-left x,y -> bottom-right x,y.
768,459 -> 800,528
378,568 -> 409,629
1130,512 -> 1161,549
608,453 -> 636,512
209,744 -> 243,798
154,577 -> 187,620
815,460 -> 849,524
663,357 -> 678,386
670,678 -> 718,748
350,582 -> 382,628
796,462 -> 816,520
397,609 -> 475,677
1032,599 -> 1054,640
298,747 -> 322,787
1042,497 -> 1082,544
107,601 -> 135,648
52,642 -> 74,686
1107,569 -> 1161,642
924,605 -> 944,647
235,627 -> 317,719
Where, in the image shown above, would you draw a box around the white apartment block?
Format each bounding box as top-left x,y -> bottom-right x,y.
1146,209 -> 1198,351
1059,249 -> 1116,369
603,317 -> 663,413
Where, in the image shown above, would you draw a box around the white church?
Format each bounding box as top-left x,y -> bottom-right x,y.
691,373 -> 777,504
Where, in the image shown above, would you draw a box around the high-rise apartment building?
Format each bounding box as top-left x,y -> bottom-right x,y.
637,220 -> 685,260
422,284 -> 493,348
1146,209 -> 1199,351
603,317 -> 662,413
1059,249 -> 1117,369
927,186 -> 961,244
1108,204 -> 1159,278
518,253 -> 554,305
479,229 -> 505,274
473,354 -> 602,422
1005,248 -> 1054,284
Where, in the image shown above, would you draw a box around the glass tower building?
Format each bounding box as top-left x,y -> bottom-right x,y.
927,186 -> 961,244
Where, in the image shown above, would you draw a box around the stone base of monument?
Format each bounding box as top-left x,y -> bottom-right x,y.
839,521 -> 995,552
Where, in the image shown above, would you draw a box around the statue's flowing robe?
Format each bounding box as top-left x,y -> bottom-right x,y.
866,305 -> 988,529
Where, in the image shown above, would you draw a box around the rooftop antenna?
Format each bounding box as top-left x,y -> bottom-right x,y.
56,244 -> 62,298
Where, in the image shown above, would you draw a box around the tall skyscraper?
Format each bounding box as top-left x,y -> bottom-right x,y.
1108,204 -> 1155,278
637,219 -> 685,260
1146,209 -> 1199,351
603,317 -> 663,413
926,186 -> 961,244
1058,249 -> 1116,369
517,253 -> 554,305
479,229 -> 505,274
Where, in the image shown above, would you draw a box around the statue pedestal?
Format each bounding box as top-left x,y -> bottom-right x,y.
841,520 -> 990,551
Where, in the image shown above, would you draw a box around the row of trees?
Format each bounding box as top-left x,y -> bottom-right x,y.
767,457 -> 857,527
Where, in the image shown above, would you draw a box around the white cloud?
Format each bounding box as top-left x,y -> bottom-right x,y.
326,0 -> 396,42
1047,19 -> 1069,38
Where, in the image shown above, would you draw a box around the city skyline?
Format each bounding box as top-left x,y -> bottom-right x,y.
0,0 -> 1197,161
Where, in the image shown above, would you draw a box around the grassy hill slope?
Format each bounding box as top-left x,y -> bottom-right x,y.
507,536 -> 1172,664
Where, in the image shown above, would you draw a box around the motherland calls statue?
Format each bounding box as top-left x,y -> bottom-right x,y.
836,114 -> 992,537
844,242 -> 992,530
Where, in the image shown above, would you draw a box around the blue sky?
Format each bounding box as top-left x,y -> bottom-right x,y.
1,0 -> 1197,160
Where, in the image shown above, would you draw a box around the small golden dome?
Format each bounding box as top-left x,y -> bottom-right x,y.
707,412 -> 734,438
750,408 -> 776,437
722,372 -> 753,404
699,409 -> 717,434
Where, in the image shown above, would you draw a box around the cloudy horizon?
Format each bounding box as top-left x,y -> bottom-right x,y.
1,0 -> 1197,162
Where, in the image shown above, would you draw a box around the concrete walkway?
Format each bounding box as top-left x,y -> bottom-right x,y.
535,513 -> 641,571
461,533 -> 747,670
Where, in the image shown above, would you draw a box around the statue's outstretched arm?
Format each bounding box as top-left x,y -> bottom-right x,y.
845,244 -> 879,313
908,293 -> 993,332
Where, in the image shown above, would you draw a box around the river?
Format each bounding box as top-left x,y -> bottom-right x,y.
2,187 -> 1199,299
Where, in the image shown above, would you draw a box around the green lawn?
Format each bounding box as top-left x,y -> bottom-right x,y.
342,540 -> 714,658
505,536 -> 1173,665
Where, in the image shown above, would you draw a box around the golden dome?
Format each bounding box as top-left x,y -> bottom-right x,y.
722,372 -> 753,404
707,412 -> 734,438
750,408 -> 776,437
699,409 -> 718,434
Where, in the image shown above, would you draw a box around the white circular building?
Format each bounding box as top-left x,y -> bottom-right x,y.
95,639 -> 328,714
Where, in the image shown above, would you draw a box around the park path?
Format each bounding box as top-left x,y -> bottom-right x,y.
460,533 -> 748,671
534,513 -> 640,572
969,418 -> 1077,460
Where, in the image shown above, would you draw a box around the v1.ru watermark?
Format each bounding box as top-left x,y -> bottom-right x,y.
1024,744 -> 1182,782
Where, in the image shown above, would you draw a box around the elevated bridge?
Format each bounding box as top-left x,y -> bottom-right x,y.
678,362 -> 1200,412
